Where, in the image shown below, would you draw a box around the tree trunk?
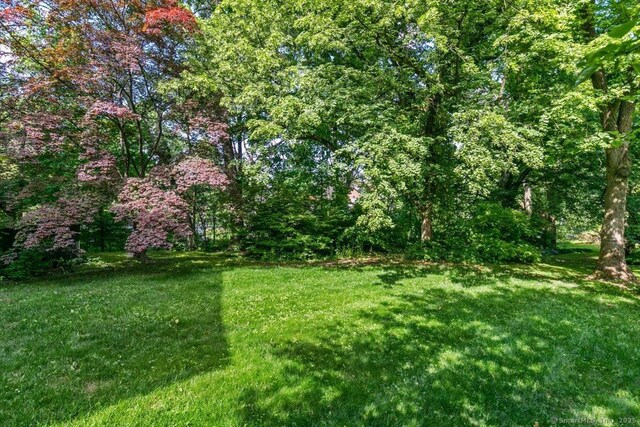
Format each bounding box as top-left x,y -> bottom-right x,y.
548,215 -> 557,249
189,192 -> 198,250
596,101 -> 635,281
222,134 -> 245,234
71,224 -> 82,255
420,204 -> 433,243
597,143 -> 635,280
134,251 -> 149,263
580,1 -> 636,281
523,183 -> 533,215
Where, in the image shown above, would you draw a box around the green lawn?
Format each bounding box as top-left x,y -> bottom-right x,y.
1,247 -> 639,426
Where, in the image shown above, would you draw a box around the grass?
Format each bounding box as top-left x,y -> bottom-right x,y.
1,246 -> 639,426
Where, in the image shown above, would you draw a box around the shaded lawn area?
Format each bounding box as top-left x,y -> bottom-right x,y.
1,247 -> 639,426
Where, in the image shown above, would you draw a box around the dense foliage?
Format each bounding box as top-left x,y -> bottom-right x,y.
1,0 -> 639,279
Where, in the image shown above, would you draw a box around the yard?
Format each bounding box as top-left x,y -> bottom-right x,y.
1,246 -> 639,426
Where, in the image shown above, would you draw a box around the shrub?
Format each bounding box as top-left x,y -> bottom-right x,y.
1,248 -> 86,280
471,238 -> 540,264
416,203 -> 541,264
470,203 -> 538,243
241,194 -> 354,260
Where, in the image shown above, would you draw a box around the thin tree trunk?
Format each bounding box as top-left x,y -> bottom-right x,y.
201,210 -> 208,250
134,251 -> 149,263
523,183 -> 533,215
548,215 -> 557,249
420,204 -> 433,243
212,208 -> 217,246
99,214 -> 106,252
189,193 -> 198,250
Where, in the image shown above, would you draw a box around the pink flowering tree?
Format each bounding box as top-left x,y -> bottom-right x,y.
174,157 -> 229,247
0,1 -> 230,267
174,157 -> 229,194
112,178 -> 191,259
112,158 -> 227,259
10,196 -> 100,259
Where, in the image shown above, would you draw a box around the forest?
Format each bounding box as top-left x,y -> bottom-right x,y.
2,1 -> 640,426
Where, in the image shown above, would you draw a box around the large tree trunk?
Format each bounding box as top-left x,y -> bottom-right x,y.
597,144 -> 634,280
596,101 -> 635,281
581,2 -> 637,281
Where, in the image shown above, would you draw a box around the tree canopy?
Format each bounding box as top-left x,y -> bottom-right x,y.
1,0 -> 639,280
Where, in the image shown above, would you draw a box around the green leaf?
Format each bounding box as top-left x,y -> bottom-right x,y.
607,20 -> 637,39
585,43 -> 618,62
609,131 -> 624,148
617,38 -> 640,55
576,63 -> 599,85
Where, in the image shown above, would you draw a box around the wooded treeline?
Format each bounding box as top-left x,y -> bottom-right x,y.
1,0 -> 639,280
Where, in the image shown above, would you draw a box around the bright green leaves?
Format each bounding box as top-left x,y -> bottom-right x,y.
608,19 -> 637,39
0,156 -> 18,182
576,17 -> 639,85
186,0 -> 622,244
608,130 -> 625,148
451,109 -> 543,198
353,129 -> 432,233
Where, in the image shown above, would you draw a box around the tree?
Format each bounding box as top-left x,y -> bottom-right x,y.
188,0 -> 533,247
112,158 -> 227,259
3,0 -> 638,274
0,0 -> 229,263
578,2 -> 639,281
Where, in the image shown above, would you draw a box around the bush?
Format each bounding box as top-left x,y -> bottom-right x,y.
471,238 -> 540,264
626,249 -> 640,265
0,248 -> 86,280
241,193 -> 354,260
470,203 -> 538,243
414,203 -> 541,264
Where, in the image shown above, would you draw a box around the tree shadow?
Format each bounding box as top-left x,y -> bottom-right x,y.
238,283 -> 640,426
0,258 -> 230,426
370,263 -> 558,289
3,246 -> 637,425
367,246 -> 608,290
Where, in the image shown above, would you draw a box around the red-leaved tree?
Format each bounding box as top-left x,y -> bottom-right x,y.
0,0 -> 228,262
113,158 -> 227,259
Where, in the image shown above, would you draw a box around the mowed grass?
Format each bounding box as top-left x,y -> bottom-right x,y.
1,247 -> 640,426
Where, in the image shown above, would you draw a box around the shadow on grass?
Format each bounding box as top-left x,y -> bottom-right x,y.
0,258 -> 230,426
3,246 -> 637,425
0,252 -> 243,289
239,283 -> 640,426
368,245 -> 606,290
371,262 -> 573,289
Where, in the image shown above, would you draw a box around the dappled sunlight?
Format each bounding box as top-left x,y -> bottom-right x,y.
2,0 -> 640,423
235,280 -> 640,425
2,248 -> 640,425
